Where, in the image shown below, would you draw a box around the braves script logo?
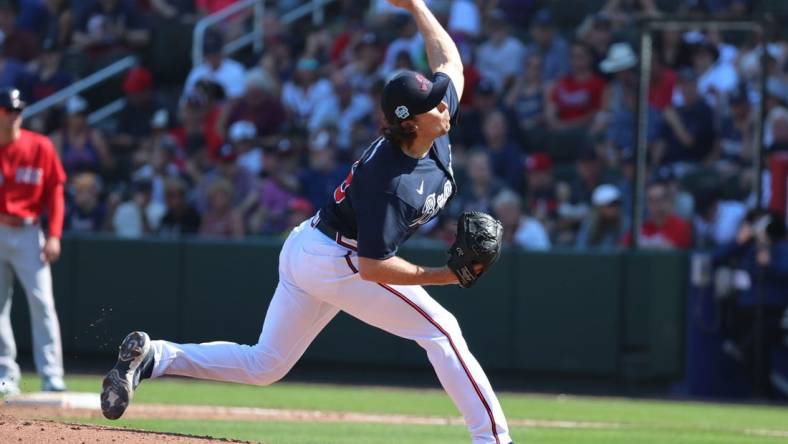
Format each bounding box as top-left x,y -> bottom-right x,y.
411,180 -> 453,227
415,73 -> 430,91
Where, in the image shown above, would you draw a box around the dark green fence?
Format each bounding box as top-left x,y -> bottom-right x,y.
10,236 -> 686,384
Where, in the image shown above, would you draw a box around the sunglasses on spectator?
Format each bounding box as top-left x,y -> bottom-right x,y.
0,107 -> 22,114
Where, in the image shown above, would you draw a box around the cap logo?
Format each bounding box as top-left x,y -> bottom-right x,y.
415,74 -> 430,91
395,105 -> 409,119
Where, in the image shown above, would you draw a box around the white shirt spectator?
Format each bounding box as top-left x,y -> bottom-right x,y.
282,78 -> 335,131
697,61 -> 738,105
694,200 -> 747,246
476,35 -> 526,93
113,201 -> 166,238
382,33 -> 424,74
514,216 -> 551,250
448,0 -> 481,37
326,93 -> 374,150
184,58 -> 247,98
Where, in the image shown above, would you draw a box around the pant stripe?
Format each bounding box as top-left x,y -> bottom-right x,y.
341,247 -> 500,443
377,283 -> 500,444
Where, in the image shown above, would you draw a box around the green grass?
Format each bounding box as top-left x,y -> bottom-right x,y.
16,374 -> 788,444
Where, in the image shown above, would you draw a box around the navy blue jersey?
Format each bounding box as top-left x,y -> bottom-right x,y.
319,73 -> 459,259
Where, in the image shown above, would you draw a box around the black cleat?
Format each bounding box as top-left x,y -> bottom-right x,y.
101,331 -> 153,420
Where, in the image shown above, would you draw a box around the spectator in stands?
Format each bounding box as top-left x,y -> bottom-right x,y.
576,184 -> 628,249
692,40 -> 738,106
29,39 -> 72,103
524,9 -> 570,83
220,70 -> 285,145
184,30 -> 246,99
111,178 -> 165,238
197,143 -> 257,214
229,120 -> 263,176
476,9 -> 525,94
556,145 -> 602,244
282,58 -> 334,132
381,15 -> 423,74
199,177 -> 244,238
171,92 -> 223,179
112,67 -> 162,155
596,42 -> 639,161
342,32 -> 384,93
247,143 -> 300,235
299,130 -> 348,212
328,70 -> 374,151
64,172 -> 106,233
453,77 -> 498,149
680,0 -> 747,18
447,0 -> 482,39
51,95 -> 114,176
158,177 -> 201,237
73,0 -> 150,59
602,0 -> 660,29
546,41 -> 606,131
480,109 -> 524,192
576,12 -> 614,72
624,180 -> 692,249
693,185 -> 747,248
454,150 -> 504,215
0,43 -> 32,94
505,54 -> 546,136
718,85 -> 755,170
653,68 -> 715,172
132,138 -> 181,207
0,0 -> 39,62
17,0 -> 74,47
523,152 -> 558,233
492,188 -> 551,250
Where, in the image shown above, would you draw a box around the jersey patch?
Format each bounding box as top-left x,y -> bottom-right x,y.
411,179 -> 452,227
15,167 -> 44,185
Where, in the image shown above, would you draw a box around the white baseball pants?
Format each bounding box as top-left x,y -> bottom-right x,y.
0,225 -> 64,384
150,218 -> 511,444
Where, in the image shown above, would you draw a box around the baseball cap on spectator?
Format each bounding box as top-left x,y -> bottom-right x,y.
229,120 -> 257,142
692,41 -> 719,63
203,30 -> 224,55
66,95 -> 88,115
600,42 -> 638,73
531,9 -> 554,27
525,152 -> 552,172
123,67 -> 153,94
592,184 -> 621,206
381,70 -> 450,124
217,143 -> 238,162
356,32 -> 381,51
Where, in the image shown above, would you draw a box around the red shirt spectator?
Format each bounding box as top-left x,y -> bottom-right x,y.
196,0 -> 236,15
547,42 -> 605,127
550,74 -> 605,121
622,181 -> 692,249
649,65 -> 676,110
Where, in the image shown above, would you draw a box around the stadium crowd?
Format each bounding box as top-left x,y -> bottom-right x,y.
2,0 -> 785,253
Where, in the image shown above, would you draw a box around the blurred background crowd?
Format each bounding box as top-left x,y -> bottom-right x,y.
3,0 -> 786,253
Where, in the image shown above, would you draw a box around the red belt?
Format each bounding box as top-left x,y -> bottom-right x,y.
0,213 -> 38,227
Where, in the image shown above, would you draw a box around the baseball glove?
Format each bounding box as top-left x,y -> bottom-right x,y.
447,211 -> 504,288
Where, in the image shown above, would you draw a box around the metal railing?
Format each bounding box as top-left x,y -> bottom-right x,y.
22,55 -> 138,120
192,0 -> 337,68
192,0 -> 265,68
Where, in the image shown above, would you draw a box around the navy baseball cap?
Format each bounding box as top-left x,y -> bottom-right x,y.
381,70 -> 450,124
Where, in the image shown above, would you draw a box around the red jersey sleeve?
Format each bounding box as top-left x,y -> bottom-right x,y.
42,136 -> 66,237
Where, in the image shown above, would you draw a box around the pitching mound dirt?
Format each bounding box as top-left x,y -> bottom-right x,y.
0,411 -> 252,444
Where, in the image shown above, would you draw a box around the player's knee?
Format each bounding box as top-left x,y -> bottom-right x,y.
248,348 -> 292,386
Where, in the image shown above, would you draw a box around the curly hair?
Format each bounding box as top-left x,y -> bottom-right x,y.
380,120 -> 418,147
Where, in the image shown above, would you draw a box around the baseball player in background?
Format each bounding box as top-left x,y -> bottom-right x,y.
0,88 -> 67,395
102,1 -> 512,443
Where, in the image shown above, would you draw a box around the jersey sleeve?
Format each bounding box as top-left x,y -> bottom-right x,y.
352,178 -> 411,260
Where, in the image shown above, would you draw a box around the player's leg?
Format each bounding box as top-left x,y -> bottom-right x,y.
148,280 -> 339,385
0,261 -> 21,395
309,265 -> 511,444
7,228 -> 64,390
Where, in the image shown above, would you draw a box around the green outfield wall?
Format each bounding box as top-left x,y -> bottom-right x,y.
10,236 -> 686,383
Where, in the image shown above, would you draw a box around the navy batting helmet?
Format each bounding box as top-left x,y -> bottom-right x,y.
0,88 -> 25,111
